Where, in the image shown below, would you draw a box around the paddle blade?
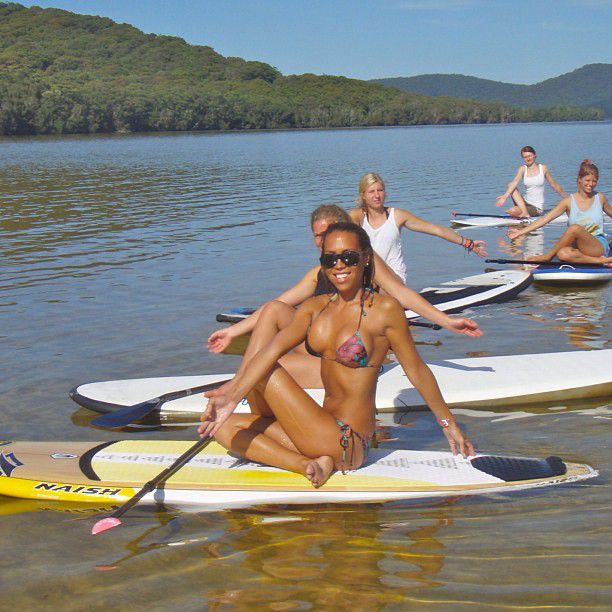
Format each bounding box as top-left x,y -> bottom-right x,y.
91,517 -> 122,535
91,399 -> 161,429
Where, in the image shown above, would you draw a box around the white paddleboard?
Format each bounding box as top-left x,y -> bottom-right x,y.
533,264 -> 612,285
403,270 -> 531,318
0,440 -> 597,508
217,270 -> 533,324
452,214 -> 568,228
70,349 -> 612,424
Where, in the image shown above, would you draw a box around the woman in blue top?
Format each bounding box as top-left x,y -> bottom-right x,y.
507,160 -> 611,263
199,223 -> 474,488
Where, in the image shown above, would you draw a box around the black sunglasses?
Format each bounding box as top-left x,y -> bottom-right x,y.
320,250 -> 363,269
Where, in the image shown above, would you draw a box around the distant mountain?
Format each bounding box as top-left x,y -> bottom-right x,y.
371,64 -> 612,117
0,2 -> 602,135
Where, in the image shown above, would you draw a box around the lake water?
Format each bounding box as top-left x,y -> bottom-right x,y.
1,122 -> 610,609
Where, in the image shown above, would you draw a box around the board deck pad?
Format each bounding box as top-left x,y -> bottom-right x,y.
70,349 -> 612,423
0,440 -> 597,508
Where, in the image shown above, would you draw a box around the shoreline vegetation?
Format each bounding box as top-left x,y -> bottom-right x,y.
0,2 -> 604,137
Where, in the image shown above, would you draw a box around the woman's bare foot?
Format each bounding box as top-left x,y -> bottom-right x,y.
305,456 -> 334,488
506,207 -> 529,219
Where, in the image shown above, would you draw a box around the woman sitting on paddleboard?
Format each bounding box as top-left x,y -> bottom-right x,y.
507,159 -> 612,264
208,205 -> 482,389
199,223 -> 474,487
496,146 -> 567,218
350,172 -> 487,283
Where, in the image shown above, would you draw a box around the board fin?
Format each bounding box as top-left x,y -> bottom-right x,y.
471,455 -> 567,482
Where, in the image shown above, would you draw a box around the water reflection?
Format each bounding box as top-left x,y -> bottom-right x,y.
511,284 -> 609,349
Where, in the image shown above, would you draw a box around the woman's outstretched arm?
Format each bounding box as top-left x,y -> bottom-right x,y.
382,297 -> 475,457
373,254 -> 483,337
394,208 -> 487,258
543,165 -> 568,198
507,198 -> 570,240
496,166 -> 524,207
199,302 -> 316,437
207,266 -> 319,353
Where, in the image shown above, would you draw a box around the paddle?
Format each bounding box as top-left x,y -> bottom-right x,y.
90,379 -> 231,429
486,258 -> 610,269
409,320 -> 442,330
91,436 -> 212,535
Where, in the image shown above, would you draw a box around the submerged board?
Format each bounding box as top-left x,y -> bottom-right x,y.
451,214 -> 568,228
532,263 -> 612,285
70,349 -> 612,425
0,440 -> 597,508
216,270 -> 532,324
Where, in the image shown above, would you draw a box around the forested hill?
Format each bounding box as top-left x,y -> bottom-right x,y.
0,3 -> 602,136
371,64 -> 612,117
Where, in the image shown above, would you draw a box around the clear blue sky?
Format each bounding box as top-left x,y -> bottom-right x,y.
18,0 -> 612,83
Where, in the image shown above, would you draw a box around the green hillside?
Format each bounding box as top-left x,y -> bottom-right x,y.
0,2 -> 602,136
371,64 -> 612,117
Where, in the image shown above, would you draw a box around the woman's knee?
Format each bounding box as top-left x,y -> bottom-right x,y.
259,300 -> 295,327
566,224 -> 584,237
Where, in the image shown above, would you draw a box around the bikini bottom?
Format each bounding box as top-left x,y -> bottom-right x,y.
595,234 -> 610,257
336,418 -> 373,474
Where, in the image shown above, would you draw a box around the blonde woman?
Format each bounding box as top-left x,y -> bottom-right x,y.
350,172 -> 486,283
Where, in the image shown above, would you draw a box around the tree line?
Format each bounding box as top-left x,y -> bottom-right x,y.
0,3 -> 602,136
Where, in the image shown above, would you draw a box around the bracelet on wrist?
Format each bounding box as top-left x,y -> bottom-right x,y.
436,414 -> 456,428
462,238 -> 475,252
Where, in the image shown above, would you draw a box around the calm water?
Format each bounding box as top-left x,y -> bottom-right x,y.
1,123 -> 610,609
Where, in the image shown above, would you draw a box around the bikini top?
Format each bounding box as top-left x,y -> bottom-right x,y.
305,292 -> 376,369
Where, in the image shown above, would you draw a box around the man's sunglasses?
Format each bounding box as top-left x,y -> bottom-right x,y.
319,250 -> 363,269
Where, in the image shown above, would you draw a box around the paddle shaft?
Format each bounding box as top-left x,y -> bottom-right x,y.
486,259 -> 609,269
91,378 -> 231,428
110,437 -> 212,520
409,320 -> 442,330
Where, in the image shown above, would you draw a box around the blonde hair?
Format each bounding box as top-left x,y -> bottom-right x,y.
310,204 -> 351,229
356,172 -> 385,211
577,159 -> 599,180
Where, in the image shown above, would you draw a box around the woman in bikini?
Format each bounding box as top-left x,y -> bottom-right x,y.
507,160 -> 612,264
208,204 -> 482,389
199,223 -> 474,487
350,173 -> 487,283
496,145 -> 567,218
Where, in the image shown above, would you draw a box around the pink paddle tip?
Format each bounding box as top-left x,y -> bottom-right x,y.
91,517 -> 122,535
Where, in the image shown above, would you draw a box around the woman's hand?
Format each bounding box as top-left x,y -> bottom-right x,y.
207,328 -> 233,353
495,195 -> 507,207
443,316 -> 483,338
506,227 -> 523,240
472,240 -> 488,258
197,386 -> 239,438
442,423 -> 475,458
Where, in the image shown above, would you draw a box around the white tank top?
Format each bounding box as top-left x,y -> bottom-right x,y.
523,164 -> 545,212
362,207 -> 407,283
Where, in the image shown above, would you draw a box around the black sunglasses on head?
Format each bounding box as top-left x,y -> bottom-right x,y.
320,250 -> 363,269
